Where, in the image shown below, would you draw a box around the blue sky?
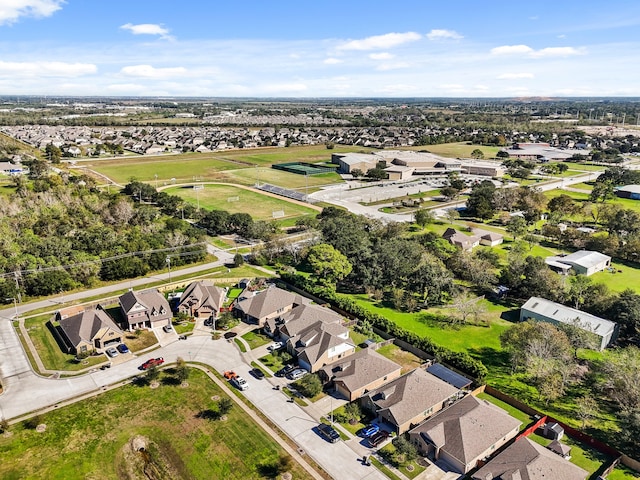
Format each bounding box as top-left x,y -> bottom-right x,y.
1,0 -> 639,97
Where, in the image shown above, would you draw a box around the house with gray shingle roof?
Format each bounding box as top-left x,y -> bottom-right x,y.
289,321 -> 356,373
234,285 -> 304,327
56,307 -> 123,355
320,348 -> 402,401
119,289 -> 172,330
264,302 -> 343,340
471,437 -> 588,480
177,280 -> 226,319
362,368 -> 460,434
409,394 -> 522,474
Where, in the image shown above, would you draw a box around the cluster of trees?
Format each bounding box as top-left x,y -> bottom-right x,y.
0,175 -> 206,302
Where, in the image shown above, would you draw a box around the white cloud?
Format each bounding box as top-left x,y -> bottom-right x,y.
530,46 -> 584,58
426,29 -> 463,41
490,44 -> 534,55
120,23 -> 172,39
497,72 -> 535,79
0,0 -> 64,25
369,52 -> 394,60
106,83 -> 147,93
376,62 -> 410,71
338,32 -> 421,51
323,57 -> 343,65
0,61 -> 96,77
120,64 -> 187,78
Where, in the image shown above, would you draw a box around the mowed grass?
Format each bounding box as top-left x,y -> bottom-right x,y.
213,144 -> 372,166
164,184 -> 319,221
401,142 -> 501,159
224,167 -> 342,189
0,369 -> 311,480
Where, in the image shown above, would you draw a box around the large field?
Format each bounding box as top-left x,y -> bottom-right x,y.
163,184 -> 320,221
0,368 -> 311,480
86,145 -> 360,185
402,142 -> 502,159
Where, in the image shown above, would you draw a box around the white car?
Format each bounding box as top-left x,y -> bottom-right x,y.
105,347 -> 119,358
232,376 -> 249,391
267,342 -> 284,352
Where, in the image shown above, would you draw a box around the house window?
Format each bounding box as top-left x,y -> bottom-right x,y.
80,345 -> 87,352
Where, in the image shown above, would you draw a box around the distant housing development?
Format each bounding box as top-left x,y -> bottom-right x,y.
520,297 -> 618,350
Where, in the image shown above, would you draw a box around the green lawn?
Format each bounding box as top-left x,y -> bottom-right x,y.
561,162 -> 606,172
402,142 -> 501,159
590,260 -> 640,293
224,167 -> 342,189
163,184 -> 319,221
0,369 -> 311,480
241,330 -> 272,350
476,392 -> 533,429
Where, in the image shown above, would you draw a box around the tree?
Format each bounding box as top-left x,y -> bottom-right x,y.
175,357 -> 189,382
45,143 -> 62,163
575,396 -> 598,429
218,398 -> 233,415
305,243 -> 352,287
557,317 -> 599,358
145,365 -> 160,383
470,148 -> 485,159
548,194 -> 578,220
599,346 -> 640,412
590,180 -> 615,203
449,292 -> 488,326
392,436 -> 418,464
444,208 -> 459,224
366,168 -> 387,180
566,275 -> 592,310
607,289 -> 640,339
293,373 -> 322,397
440,186 -> 460,201
232,253 -> 244,267
350,168 -> 364,178
496,150 -> 509,159
466,181 -> 496,219
414,208 -> 434,228
506,216 -> 528,240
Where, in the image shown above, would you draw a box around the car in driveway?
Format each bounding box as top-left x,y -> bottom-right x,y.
275,364 -> 297,377
286,368 -> 307,381
139,357 -> 164,370
223,370 -> 238,380
105,347 -> 118,358
267,341 -> 283,352
162,324 -> 173,333
317,423 -> 340,443
116,343 -> 130,354
231,375 -> 249,391
367,430 -> 390,448
203,317 -> 213,327
249,368 -> 265,380
360,424 -> 380,438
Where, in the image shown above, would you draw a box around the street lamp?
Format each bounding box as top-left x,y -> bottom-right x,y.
4,297 -> 18,320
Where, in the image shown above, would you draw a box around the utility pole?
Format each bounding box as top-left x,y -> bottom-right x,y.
166,256 -> 172,283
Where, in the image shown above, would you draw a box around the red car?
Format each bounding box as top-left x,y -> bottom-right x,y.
140,357 -> 164,370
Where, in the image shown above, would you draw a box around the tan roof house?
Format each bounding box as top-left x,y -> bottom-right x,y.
472,228 -> 504,246
56,307 -> 123,355
177,280 -> 226,318
265,302 -> 343,340
471,437 -> 588,480
119,289 -> 172,330
320,348 -> 402,401
289,321 -> 356,373
234,285 -> 302,326
443,228 -> 481,251
409,395 -> 522,474
362,368 -> 460,434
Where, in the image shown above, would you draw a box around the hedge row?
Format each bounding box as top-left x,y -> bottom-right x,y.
281,273 -> 488,381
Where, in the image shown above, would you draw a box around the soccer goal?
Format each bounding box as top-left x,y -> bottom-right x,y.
272,210 -> 285,219
227,196 -> 240,203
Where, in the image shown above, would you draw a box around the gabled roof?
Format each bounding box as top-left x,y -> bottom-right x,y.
472,437 -> 588,480
472,228 -> 504,241
558,250 -> 611,269
274,303 -> 343,337
120,289 -> 170,316
366,369 -> 459,427
178,280 -> 225,312
58,308 -> 122,347
410,395 -> 521,466
443,228 -> 481,249
521,297 -> 616,336
294,322 -> 353,366
235,285 -> 300,319
321,348 -> 401,393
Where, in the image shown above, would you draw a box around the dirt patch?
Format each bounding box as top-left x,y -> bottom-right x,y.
211,395 -> 220,401
36,424 -> 47,433
116,435 -> 186,480
149,381 -> 160,389
180,382 -> 189,388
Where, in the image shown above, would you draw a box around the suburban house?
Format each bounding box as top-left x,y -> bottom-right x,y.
443,228 -> 481,251
520,297 -> 618,350
409,395 -> 522,474
56,307 -> 123,355
288,321 -> 356,373
472,228 -> 504,246
119,289 -> 172,330
177,280 -> 226,318
545,250 -> 611,276
234,285 -> 304,326
319,348 -> 402,401
265,302 -> 344,340
471,437 -> 588,480
361,368 -> 460,434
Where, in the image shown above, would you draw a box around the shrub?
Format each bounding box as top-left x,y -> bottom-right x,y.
293,373 -> 322,397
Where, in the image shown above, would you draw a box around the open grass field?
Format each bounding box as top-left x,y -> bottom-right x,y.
163,184 -> 319,221
0,368 -> 311,480
545,188 -> 640,213
401,142 -> 502,159
213,144 -> 371,166
223,167 -> 342,189
241,330 -> 272,350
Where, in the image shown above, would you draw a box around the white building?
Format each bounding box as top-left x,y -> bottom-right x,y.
520,297 -> 618,350
545,250 -> 611,276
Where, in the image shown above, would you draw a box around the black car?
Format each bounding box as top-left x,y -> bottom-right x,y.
204,318 -> 213,327
367,430 -> 390,448
275,364 -> 297,377
250,368 -> 265,380
317,423 -> 340,443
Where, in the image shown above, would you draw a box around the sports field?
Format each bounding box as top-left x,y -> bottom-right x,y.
402,142 -> 502,159
164,184 -> 320,221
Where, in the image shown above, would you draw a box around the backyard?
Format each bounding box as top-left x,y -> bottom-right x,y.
0,368 -> 311,480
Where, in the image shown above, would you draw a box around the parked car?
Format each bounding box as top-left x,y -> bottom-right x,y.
367,430 -> 390,448
140,357 -> 164,370
232,375 -> 249,391
267,341 -> 283,352
286,368 -> 308,381
163,324 -> 173,333
317,423 -> 340,443
203,318 -> 213,327
223,370 -> 238,380
250,368 -> 265,380
275,364 -> 297,377
360,424 -> 380,438
116,343 -> 130,354
105,347 -> 118,358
